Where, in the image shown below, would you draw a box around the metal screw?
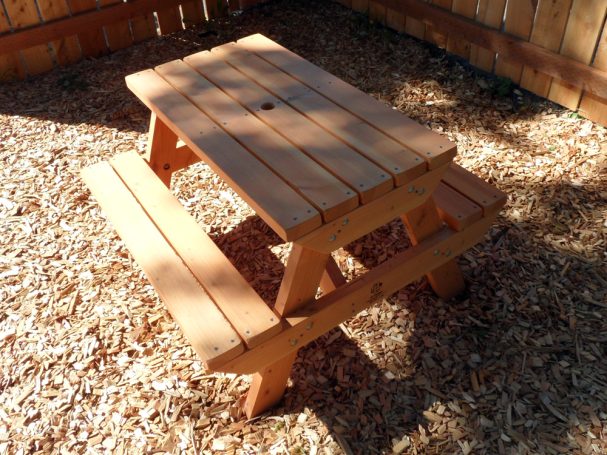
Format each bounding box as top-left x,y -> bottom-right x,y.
342,218 -> 349,226
163,163 -> 170,170
305,321 -> 314,331
408,186 -> 415,193
445,249 -> 452,257
433,250 -> 440,256
417,187 -> 425,195
329,234 -> 337,242
289,338 -> 299,346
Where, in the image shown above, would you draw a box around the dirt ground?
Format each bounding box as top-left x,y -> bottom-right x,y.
1,0 -> 606,453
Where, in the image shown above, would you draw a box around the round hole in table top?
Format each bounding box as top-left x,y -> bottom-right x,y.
261,102 -> 275,110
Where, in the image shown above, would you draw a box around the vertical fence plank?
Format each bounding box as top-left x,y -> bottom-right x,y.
446,0 -> 478,59
369,1 -> 386,23
351,0 -> 369,13
386,6 -> 405,33
494,0 -> 537,84
547,0 -> 607,111
3,0 -> 54,75
404,0 -> 427,40
157,6 -> 183,34
131,12 -> 157,42
578,24 -> 607,124
37,0 -> 81,66
0,5 -> 25,80
68,0 -> 107,57
204,0 -> 229,18
99,0 -> 133,51
519,0 -> 572,98
181,0 -> 205,28
469,0 -> 506,72
425,0 -> 452,49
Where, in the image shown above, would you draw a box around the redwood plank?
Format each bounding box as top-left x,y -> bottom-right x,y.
67,0 -> 107,57
3,0 -> 54,75
99,0 -> 133,51
547,0 -> 607,111
0,7 -> 24,80
37,0 -> 81,66
468,0 -> 506,72
125,69 -> 322,241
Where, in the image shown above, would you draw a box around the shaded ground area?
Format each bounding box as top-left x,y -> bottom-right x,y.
1,0 -> 606,453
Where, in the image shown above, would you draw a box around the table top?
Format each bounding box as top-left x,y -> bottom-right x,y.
125,33 -> 456,241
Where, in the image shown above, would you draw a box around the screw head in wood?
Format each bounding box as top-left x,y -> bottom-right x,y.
342,218 -> 349,226
329,234 -> 337,242
163,163 -> 170,170
289,338 -> 299,346
305,321 -> 314,330
408,186 -> 415,193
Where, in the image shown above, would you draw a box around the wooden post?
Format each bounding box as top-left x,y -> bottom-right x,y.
146,113 -> 178,187
401,196 -> 465,299
244,244 -> 329,418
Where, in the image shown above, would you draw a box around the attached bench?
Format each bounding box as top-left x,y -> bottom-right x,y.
83,151 -> 505,373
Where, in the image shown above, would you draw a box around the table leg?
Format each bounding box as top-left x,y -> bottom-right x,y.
401,196 -> 465,299
320,256 -> 346,293
145,113 -> 178,187
244,244 -> 329,418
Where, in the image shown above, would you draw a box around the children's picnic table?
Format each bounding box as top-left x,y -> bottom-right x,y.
83,34 -> 505,418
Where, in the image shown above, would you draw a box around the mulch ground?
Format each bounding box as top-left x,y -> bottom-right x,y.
1,1 -> 606,453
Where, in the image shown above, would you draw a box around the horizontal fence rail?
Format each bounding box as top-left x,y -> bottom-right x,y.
0,0 -> 268,81
337,0 -> 607,128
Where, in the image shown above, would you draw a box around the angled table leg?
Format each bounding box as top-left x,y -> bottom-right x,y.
401,196 -> 465,299
146,113 -> 189,188
244,244 -> 329,418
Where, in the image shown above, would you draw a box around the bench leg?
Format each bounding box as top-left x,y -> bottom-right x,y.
244,244 -> 329,418
401,196 -> 465,299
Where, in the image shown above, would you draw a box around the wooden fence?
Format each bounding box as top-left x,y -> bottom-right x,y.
338,0 -> 607,128
0,0 -> 267,81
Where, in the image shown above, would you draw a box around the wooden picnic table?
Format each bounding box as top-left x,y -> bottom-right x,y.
82,34 -> 506,418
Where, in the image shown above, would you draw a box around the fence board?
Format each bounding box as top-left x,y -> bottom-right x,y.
100,0 -> 133,51
37,0 -> 81,66
468,0 -> 505,72
518,0 -> 572,98
204,0 -> 229,18
446,0 -> 477,59
130,12 -> 157,42
0,5 -> 24,79
181,0 -> 205,27
386,6 -> 405,32
3,0 -> 54,75
68,0 -> 107,57
352,0 -> 369,13
578,23 -> 607,124
494,0 -> 536,84
369,1 -> 386,23
425,0 -> 451,48
404,0 -> 426,40
156,6 -> 183,33
547,0 -> 607,111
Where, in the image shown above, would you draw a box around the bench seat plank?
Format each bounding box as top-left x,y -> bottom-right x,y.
184,52 -> 394,204
442,164 -> 507,215
237,33 -> 457,169
213,43 -> 427,187
433,182 -> 483,231
154,60 -> 359,222
125,69 -> 321,242
111,151 -> 282,348
81,161 -> 244,370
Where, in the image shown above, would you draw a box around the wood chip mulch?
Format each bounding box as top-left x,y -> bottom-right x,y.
1,0 -> 605,453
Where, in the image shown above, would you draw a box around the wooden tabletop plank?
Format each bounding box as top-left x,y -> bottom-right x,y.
82,161 -> 244,369
237,33 -> 456,169
111,151 -> 282,348
125,69 -> 321,241
184,51 -> 393,204
215,43 -> 427,187
155,60 -> 359,222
